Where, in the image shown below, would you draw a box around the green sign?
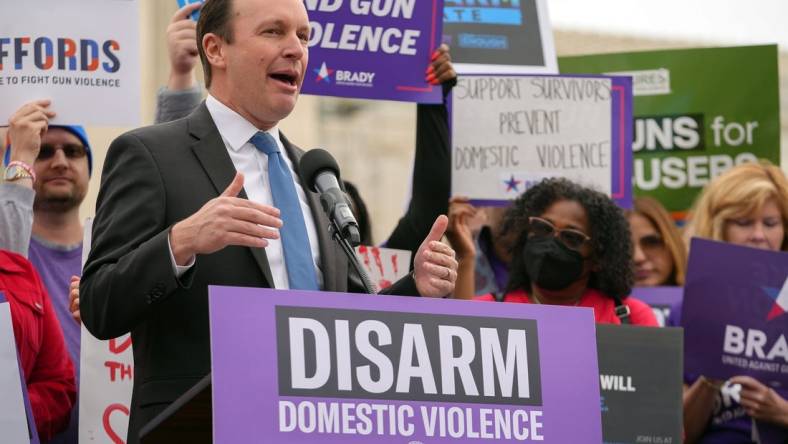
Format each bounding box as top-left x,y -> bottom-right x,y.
559,45 -> 780,217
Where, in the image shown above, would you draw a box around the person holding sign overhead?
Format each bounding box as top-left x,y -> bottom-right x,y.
671,161 -> 788,442
154,1 -> 205,124
449,178 -> 658,326
1,100 -> 94,444
79,0 -> 457,442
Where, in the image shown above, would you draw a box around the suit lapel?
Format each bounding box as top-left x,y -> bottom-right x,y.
280,133 -> 348,292
186,103 -> 275,287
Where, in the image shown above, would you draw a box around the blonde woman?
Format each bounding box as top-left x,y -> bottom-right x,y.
685,161 -> 788,252
677,161 -> 788,443
627,197 -> 688,287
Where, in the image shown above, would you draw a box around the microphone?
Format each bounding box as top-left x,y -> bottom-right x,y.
299,149 -> 361,246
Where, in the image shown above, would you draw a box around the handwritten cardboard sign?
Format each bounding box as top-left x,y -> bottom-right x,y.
78,331 -> 133,444
451,74 -> 633,207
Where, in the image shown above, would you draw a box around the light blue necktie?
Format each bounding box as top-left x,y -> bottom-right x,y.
250,132 -> 319,290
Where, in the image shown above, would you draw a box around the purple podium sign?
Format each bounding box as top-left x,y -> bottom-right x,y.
302,0 -> 444,103
209,286 -> 601,442
631,287 -> 683,327
683,238 -> 788,387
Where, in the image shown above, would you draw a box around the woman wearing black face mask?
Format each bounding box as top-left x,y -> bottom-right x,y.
460,178 -> 657,326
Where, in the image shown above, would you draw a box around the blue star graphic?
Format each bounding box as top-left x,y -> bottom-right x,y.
504,175 -> 522,192
762,286 -> 780,301
313,62 -> 333,83
761,282 -> 788,321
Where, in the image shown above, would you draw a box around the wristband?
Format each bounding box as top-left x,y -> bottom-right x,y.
4,161 -> 36,183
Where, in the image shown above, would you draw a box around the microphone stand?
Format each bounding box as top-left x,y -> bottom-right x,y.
328,218 -> 377,294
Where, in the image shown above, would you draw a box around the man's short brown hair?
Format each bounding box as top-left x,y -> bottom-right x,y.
196,0 -> 235,88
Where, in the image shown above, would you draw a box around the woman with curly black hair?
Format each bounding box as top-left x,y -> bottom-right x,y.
447,178 -> 657,326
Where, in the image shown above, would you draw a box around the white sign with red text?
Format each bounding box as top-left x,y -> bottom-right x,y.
78,218 -> 133,444
78,331 -> 133,444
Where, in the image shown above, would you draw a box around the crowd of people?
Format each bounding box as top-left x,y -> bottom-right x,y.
1,0 -> 787,442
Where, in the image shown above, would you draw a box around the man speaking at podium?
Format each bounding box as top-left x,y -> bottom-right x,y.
80,0 -> 458,441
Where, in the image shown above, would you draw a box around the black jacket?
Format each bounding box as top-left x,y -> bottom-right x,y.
80,103 -> 418,443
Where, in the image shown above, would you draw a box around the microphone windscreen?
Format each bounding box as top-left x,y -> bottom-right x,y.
299,148 -> 341,193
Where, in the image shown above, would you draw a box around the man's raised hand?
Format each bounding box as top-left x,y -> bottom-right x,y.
170,172 -> 282,265
413,215 -> 458,298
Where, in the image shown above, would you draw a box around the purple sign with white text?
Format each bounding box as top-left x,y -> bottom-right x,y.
302,0 -> 444,103
209,286 -> 602,442
631,286 -> 683,327
683,238 -> 788,387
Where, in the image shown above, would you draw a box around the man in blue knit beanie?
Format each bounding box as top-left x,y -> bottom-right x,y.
1,99 -> 92,444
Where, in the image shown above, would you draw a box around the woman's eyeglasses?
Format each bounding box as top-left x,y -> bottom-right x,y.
37,144 -> 87,161
637,234 -> 666,252
527,216 -> 591,251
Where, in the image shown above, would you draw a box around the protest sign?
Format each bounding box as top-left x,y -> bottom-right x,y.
354,246 -> 411,292
0,297 -> 35,444
175,0 -> 202,21
683,238 -> 788,388
210,287 -> 602,442
559,45 -> 781,218
451,74 -> 633,207
631,287 -> 683,327
78,331 -> 133,444
755,420 -> 788,444
0,0 -> 140,126
301,0 -> 444,103
442,0 -> 556,74
78,219 -> 133,444
596,324 -> 683,444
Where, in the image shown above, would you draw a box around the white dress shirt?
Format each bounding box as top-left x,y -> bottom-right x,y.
169,95 -> 323,289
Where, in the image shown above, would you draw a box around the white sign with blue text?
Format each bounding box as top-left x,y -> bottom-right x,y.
0,0 -> 140,126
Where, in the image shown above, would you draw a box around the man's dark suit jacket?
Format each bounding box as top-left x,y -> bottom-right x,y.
80,103 -> 419,443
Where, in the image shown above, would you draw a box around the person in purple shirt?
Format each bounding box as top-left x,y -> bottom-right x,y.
2,101 -> 91,444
